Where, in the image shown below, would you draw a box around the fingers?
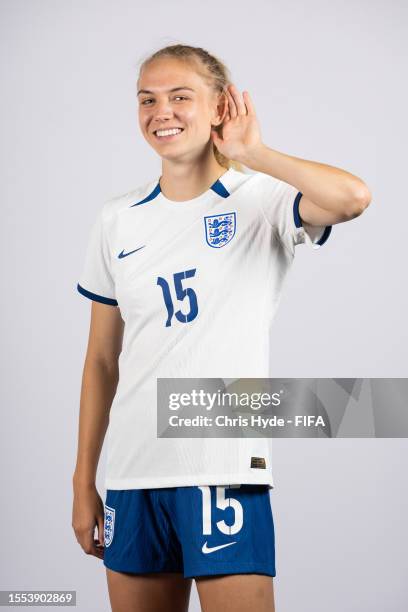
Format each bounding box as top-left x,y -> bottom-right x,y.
93,537 -> 105,560
84,533 -> 104,559
72,488 -> 105,560
97,515 -> 105,547
227,84 -> 252,116
226,86 -> 238,118
243,90 -> 255,115
73,525 -> 104,559
83,529 -> 99,556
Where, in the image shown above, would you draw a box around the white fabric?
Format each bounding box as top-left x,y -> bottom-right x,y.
77,168 -> 331,490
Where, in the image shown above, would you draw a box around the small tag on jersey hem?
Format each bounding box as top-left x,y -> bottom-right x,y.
250,456 -> 266,469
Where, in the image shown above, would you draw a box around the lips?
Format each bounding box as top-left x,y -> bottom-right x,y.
153,128 -> 184,135
153,128 -> 185,142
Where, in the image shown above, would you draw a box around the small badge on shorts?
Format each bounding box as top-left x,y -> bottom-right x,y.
104,505 -> 115,547
250,456 -> 266,469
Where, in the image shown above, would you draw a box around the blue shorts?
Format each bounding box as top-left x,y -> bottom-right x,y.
103,484 -> 275,579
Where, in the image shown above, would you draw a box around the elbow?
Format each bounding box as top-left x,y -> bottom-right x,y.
345,182 -> 372,218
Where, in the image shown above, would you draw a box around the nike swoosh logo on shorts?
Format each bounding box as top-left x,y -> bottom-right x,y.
202,541 -> 237,554
118,245 -> 145,259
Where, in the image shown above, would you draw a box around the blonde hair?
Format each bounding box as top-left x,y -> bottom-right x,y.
137,44 -> 244,173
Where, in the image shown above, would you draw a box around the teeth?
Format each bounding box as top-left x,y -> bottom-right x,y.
156,128 -> 183,137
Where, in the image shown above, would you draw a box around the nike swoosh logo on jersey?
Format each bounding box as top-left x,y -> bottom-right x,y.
201,541 -> 237,554
118,246 -> 145,259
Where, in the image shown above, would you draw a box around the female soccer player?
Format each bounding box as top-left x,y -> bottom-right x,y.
72,44 -> 371,612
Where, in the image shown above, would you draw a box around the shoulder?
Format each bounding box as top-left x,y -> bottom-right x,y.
241,169 -> 282,190
100,176 -> 159,223
229,168 -> 287,198
229,169 -> 295,211
239,170 -> 297,207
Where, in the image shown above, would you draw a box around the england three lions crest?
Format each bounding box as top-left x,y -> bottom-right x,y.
204,212 -> 236,248
104,505 -> 115,547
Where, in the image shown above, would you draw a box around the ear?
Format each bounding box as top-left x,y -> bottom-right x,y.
212,91 -> 228,127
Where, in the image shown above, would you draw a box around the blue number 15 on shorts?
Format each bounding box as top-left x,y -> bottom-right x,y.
103,484 -> 276,579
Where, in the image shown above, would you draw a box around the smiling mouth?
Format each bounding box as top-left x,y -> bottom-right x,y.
153,128 -> 185,140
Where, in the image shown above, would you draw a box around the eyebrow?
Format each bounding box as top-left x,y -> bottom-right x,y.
137,86 -> 195,96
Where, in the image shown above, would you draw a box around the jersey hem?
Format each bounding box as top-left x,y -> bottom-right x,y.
104,472 -> 274,490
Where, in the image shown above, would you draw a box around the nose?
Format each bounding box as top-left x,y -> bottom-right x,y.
153,99 -> 173,125
151,99 -> 175,125
154,115 -> 173,126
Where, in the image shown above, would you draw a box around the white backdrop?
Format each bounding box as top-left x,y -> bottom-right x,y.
1,0 -> 407,610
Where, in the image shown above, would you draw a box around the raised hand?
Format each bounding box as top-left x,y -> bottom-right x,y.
211,84 -> 264,164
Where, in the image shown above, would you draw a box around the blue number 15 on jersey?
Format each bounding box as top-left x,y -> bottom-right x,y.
157,268 -> 198,327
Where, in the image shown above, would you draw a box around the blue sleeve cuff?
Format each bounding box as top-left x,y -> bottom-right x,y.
77,283 -> 118,306
293,192 -> 332,247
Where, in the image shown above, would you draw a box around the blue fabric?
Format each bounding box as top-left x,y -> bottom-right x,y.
103,484 -> 276,578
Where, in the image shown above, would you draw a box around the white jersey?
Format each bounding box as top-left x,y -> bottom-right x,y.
77,167 -> 332,490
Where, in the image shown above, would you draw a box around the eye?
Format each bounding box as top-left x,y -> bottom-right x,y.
140,96 -> 189,105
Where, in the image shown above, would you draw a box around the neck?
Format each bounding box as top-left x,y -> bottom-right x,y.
159,154 -> 228,202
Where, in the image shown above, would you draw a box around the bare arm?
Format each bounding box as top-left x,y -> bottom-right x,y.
73,300 -> 124,488
72,301 -> 124,558
240,144 -> 372,225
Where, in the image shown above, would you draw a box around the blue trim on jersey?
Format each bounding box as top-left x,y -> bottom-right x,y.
77,283 -> 118,306
211,177 -> 230,198
129,183 -> 161,207
293,192 -> 332,246
129,174 -> 230,207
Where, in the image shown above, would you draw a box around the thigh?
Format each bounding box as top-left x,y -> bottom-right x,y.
106,568 -> 192,612
195,574 -> 275,612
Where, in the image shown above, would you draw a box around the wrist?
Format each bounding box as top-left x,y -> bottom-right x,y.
72,472 -> 96,490
238,142 -> 269,170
